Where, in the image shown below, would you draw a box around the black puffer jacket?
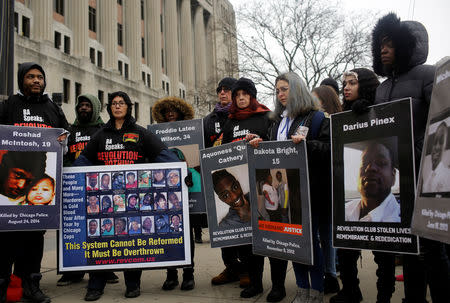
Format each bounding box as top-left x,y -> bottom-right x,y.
203,107 -> 229,148
372,13 -> 435,168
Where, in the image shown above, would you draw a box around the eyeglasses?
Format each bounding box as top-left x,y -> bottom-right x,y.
275,87 -> 289,94
111,101 -> 127,107
216,87 -> 231,94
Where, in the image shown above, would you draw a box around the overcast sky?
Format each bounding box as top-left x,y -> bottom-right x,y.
229,0 -> 450,65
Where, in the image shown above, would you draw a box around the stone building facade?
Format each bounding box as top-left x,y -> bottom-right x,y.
13,0 -> 238,125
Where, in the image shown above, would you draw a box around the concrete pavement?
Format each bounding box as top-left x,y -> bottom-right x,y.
36,230 -> 409,302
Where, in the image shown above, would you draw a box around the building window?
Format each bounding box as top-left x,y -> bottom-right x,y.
134,102 -> 139,120
64,36 -> 70,54
162,80 -> 165,90
54,0 -> 64,16
98,90 -> 104,111
22,16 -> 30,37
75,82 -> 82,99
54,31 -> 61,49
63,78 -> 70,103
89,48 -> 96,64
140,0 -> 144,20
161,49 -> 164,68
147,74 -> 151,87
141,38 -> 145,59
97,51 -> 103,68
88,6 -> 96,32
160,14 -> 163,32
182,90 -> 185,99
124,63 -> 129,80
117,0 -> 122,5
118,61 -> 123,75
117,23 -> 123,46
179,89 -> 182,97
166,82 -> 169,94
142,72 -> 146,82
14,13 -> 18,33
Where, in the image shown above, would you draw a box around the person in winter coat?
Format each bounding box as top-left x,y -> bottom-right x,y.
205,77 -> 251,287
221,77 -> 287,302
372,13 -> 449,303
75,91 -> 179,301
332,68 -> 403,303
249,72 -> 330,303
0,62 -> 69,303
151,96 -> 197,291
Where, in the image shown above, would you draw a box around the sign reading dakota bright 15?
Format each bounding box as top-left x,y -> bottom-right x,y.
0,125 -> 63,231
59,162 -> 190,271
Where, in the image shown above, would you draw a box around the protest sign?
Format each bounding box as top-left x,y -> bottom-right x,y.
59,162 -> 190,271
200,141 -> 252,248
0,125 -> 63,230
331,99 -> 419,254
148,119 -> 205,213
412,59 -> 450,244
248,140 -> 313,264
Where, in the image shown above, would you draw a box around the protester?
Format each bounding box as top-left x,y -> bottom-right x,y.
74,91 -> 179,300
151,96 -> 197,291
0,62 -> 69,303
311,85 -> 342,116
249,72 -> 330,303
320,78 -> 340,96
311,84 -> 342,294
220,77 -> 287,301
372,12 -> 449,303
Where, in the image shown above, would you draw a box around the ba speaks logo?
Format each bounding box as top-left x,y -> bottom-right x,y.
123,133 -> 139,143
23,109 -> 43,122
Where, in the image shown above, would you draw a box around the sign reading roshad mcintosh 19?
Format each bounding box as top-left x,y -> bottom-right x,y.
148,119 -> 205,214
59,162 -> 190,271
331,98 -> 418,254
200,141 -> 252,248
248,141 -> 313,264
0,125 -> 63,231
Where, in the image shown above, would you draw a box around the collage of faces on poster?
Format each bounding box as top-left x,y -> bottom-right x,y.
85,168 -> 184,238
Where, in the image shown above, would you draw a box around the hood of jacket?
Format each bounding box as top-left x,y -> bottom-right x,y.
73,93 -> 104,126
372,13 -> 429,76
152,96 -> 194,123
18,62 -> 46,95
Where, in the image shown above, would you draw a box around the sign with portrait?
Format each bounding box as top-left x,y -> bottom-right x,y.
331,99 -> 419,254
148,119 -> 205,213
248,141 -> 313,264
0,125 -> 63,230
59,162 -> 191,271
200,141 -> 252,248
412,59 -> 450,244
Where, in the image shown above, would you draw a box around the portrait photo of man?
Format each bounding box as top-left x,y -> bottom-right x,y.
86,173 -> 98,191
142,216 -> 154,234
422,120 -> 450,193
100,173 -> 111,190
345,140 -> 401,223
0,151 -> 47,205
87,219 -> 100,237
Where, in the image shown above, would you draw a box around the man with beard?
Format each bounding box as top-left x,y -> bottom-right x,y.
345,142 -> 400,223
88,220 -> 100,237
0,62 -> 69,303
66,94 -> 104,165
423,121 -> 450,193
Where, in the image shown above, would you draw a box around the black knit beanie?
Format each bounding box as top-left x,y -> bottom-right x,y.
320,78 -> 339,95
351,68 -> 380,102
231,77 -> 257,100
216,77 -> 238,94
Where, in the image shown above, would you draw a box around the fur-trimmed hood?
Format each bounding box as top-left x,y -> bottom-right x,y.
372,12 -> 429,76
152,96 -> 195,123
73,93 -> 104,126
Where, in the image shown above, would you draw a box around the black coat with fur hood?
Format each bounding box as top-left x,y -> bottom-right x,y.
372,13 -> 435,169
152,96 -> 194,123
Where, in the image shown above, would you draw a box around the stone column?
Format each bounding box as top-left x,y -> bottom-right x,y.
68,0 -> 88,57
30,0 -> 52,42
164,0 -> 179,94
194,5 -> 206,87
98,0 -> 118,71
146,0 -> 162,89
180,0 -> 194,93
124,0 -> 141,81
